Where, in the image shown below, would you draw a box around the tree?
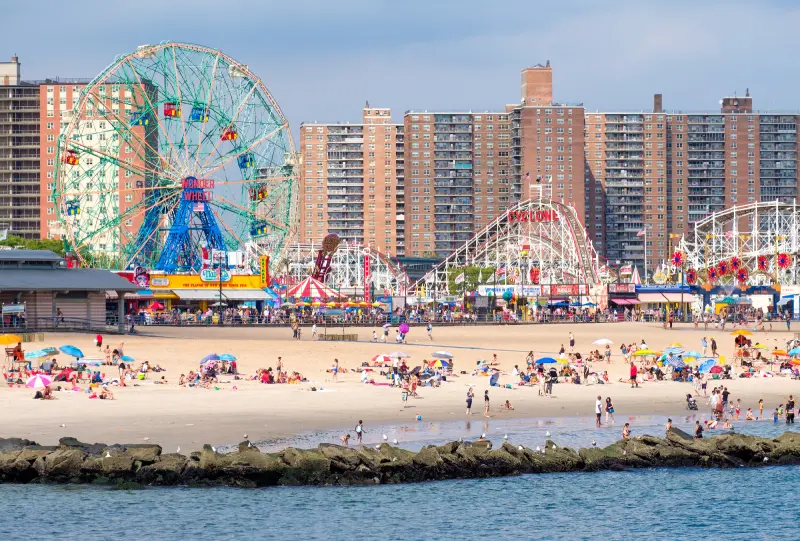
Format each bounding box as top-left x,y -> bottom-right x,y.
447,266 -> 497,294
0,236 -> 66,256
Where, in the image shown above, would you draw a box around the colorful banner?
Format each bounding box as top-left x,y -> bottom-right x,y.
363,255 -> 371,303
259,255 -> 270,287
608,283 -> 635,294
149,274 -> 264,290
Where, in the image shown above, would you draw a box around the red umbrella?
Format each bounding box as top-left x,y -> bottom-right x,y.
56,368 -> 75,381
149,301 -> 165,310
286,277 -> 342,299
709,365 -> 723,374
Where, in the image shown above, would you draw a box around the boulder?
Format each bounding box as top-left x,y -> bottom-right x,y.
33,448 -> 85,482
118,444 -> 162,464
0,438 -> 37,453
137,453 -> 188,485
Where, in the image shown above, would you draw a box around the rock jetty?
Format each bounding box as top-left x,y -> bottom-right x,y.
0,430 -> 798,488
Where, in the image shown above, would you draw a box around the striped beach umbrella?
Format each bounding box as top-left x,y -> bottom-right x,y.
286,277 -> 341,299
26,374 -> 53,389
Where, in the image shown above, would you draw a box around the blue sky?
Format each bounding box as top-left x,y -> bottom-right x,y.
4,0 -> 800,134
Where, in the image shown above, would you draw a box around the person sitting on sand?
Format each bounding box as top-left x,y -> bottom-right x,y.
178,374 -> 186,386
99,386 -> 114,400
746,408 -> 756,421
503,399 -> 514,410
622,423 -> 631,439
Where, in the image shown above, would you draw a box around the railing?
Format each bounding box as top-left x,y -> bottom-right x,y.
2,316 -> 120,333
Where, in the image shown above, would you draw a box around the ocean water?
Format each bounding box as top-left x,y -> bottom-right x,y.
4,466 -> 798,540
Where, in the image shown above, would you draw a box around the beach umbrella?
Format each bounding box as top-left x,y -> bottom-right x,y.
753,343 -> 770,350
298,301 -> 310,307
25,349 -> 53,360
791,359 -> 800,366
26,374 -> 52,389
120,355 -> 135,363
432,351 -> 454,359
382,323 -> 391,328
219,354 -> 237,361
327,302 -> 337,308
399,322 -> 410,334
633,349 -> 658,356
410,366 -> 422,375
664,347 -> 685,355
0,334 -> 22,346
311,301 -> 323,307
489,372 -> 500,386
200,353 -> 220,364
709,365 -> 723,374
372,354 -> 392,365
684,350 -> 702,358
535,357 -> 557,365
204,360 -> 216,370
281,302 -> 295,308
668,342 -> 683,347
730,330 -> 752,336
389,352 -> 409,359
772,349 -> 788,356
55,368 -> 75,381
371,301 -> 383,307
788,347 -> 800,356
666,357 -> 686,369
592,338 -> 613,345
698,359 -> 716,373
59,345 -> 84,359
149,301 -> 165,310
432,359 -> 450,369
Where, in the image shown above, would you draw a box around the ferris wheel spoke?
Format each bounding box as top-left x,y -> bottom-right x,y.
170,44 -> 192,167
202,123 -> 288,179
73,190 -> 180,250
82,90 -> 184,181
206,203 -> 249,253
124,58 -> 184,175
197,83 -> 260,172
212,194 -> 293,233
188,52 -> 221,173
121,196 -> 181,269
66,139 -> 178,184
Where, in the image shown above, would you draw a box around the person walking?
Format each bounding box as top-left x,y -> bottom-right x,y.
484,390 -> 490,417
629,361 -> 638,388
710,337 -> 718,357
595,395 -> 603,428
569,332 -> 575,352
701,336 -> 708,357
605,396 -> 615,425
787,395 -> 796,424
311,323 -> 317,340
332,359 -> 339,382
354,420 -> 365,444
466,387 -> 474,415
427,322 -> 433,341
694,420 -> 704,439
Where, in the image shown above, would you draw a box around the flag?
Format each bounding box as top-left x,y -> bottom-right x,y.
636,229 -> 646,237
724,231 -> 733,238
193,202 -> 204,212
454,272 -> 465,285
478,269 -> 484,283
0,230 -> 7,241
495,265 -> 506,278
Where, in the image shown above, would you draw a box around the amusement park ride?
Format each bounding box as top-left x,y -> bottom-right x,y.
54,42 -> 298,275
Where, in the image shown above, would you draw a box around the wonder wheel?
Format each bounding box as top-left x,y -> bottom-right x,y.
54,42 -> 298,272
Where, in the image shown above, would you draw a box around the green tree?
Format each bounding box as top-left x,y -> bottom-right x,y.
447,266 -> 497,294
0,236 -> 66,256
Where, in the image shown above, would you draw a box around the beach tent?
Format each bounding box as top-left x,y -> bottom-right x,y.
286,277 -> 342,299
489,372 -> 500,386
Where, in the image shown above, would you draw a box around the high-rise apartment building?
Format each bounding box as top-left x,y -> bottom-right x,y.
0,56 -> 40,239
298,105 -> 403,255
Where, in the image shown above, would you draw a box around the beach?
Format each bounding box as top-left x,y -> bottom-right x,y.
1,322 -> 797,452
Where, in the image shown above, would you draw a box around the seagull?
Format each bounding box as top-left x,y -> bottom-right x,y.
392,439 -> 398,445
536,446 -> 541,452
244,434 -> 248,439
763,457 -> 769,463
383,434 -> 388,441
211,446 -> 216,453
518,445 -> 524,451
481,433 -> 486,438
545,431 -> 551,437
143,437 -> 151,441
60,424 -> 66,428
105,452 -> 111,458
503,434 -> 508,440
177,447 -> 181,453
623,450 -> 627,456
458,438 -> 464,443
592,441 -> 597,447
375,445 -> 381,450
552,444 -> 556,450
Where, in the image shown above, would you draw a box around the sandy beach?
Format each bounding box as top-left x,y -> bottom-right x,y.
1,322 -> 797,452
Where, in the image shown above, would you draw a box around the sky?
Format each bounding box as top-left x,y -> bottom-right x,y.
4,0 -> 800,138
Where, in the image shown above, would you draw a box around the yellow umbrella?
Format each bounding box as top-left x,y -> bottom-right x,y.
753,343 -> 770,350
730,330 -> 752,336
633,349 -> 659,356
327,302 -> 337,308
0,334 -> 22,345
311,301 -> 322,307
668,342 -> 682,347
359,301 -> 368,307
298,301 -> 310,307
719,355 -> 727,365
371,301 -> 383,307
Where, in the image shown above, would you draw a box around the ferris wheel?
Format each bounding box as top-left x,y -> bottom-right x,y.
54,42 -> 298,273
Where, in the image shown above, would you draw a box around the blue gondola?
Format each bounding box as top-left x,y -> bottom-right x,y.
189,105 -> 208,122
237,153 -> 254,168
130,111 -> 151,126
250,222 -> 268,236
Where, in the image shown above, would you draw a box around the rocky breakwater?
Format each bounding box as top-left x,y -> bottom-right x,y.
0,429 -> 799,488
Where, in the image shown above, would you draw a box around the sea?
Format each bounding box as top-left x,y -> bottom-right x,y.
5,415 -> 798,540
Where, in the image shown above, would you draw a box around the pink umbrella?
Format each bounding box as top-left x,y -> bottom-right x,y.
399,323 -> 410,334
26,374 -> 52,389
204,360 -> 216,369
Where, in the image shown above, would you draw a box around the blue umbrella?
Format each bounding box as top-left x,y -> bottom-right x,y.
59,345 -> 84,359
684,350 -> 703,358
489,372 -> 500,386
698,359 -> 716,373
25,347 -> 58,359
666,357 -> 686,369
219,354 -> 237,361
120,355 -> 135,363
200,353 -> 220,364
536,357 -> 558,365
788,347 -> 800,356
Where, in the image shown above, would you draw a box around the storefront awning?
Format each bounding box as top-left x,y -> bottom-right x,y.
173,289 -> 270,301
610,297 -> 640,305
638,292 -> 692,303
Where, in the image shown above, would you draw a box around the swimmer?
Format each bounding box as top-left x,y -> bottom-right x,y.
665,418 -> 672,436
622,423 -> 631,439
746,408 -> 756,421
